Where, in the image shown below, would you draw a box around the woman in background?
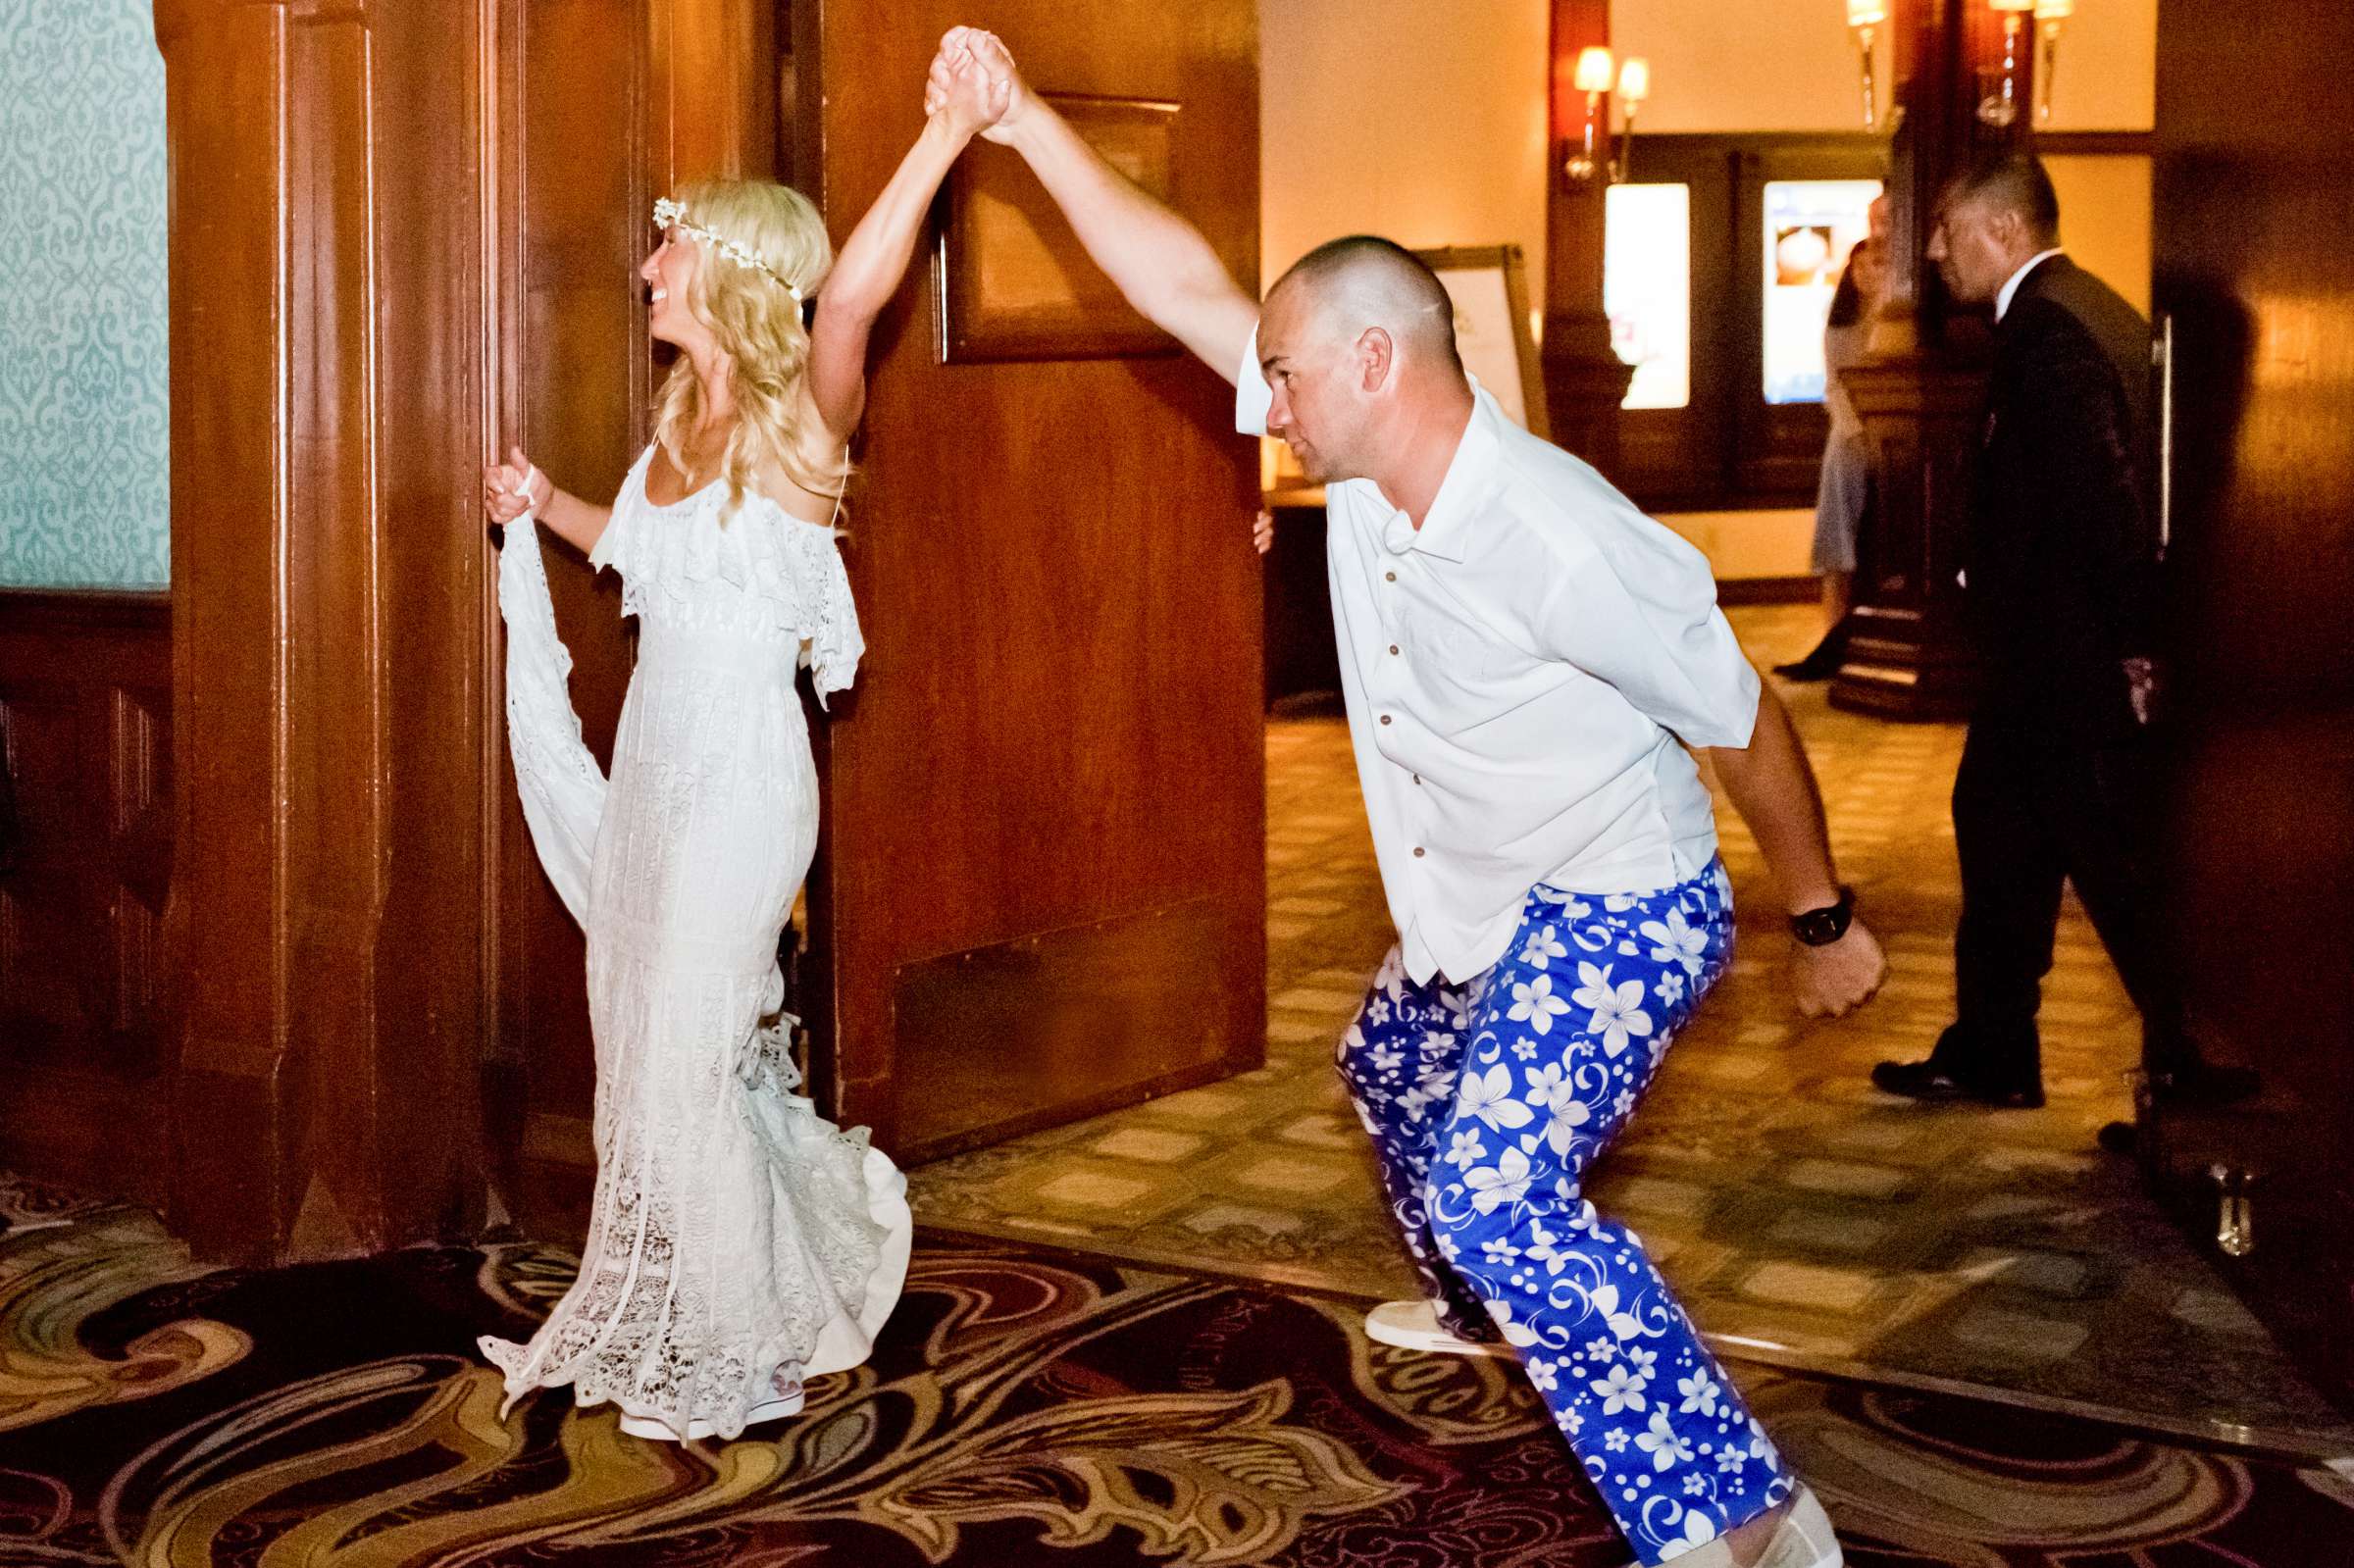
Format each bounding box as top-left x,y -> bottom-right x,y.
1777,196 -> 1888,683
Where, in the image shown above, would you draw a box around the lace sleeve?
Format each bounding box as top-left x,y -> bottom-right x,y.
804,551 -> 864,708
498,517 -> 610,926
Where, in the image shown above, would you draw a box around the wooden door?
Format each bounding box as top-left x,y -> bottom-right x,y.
797,2 -> 1265,1161
490,0 -> 781,1234
2147,0 -> 2354,1414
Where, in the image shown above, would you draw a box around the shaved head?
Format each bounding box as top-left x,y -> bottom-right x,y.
1269,235 -> 1462,374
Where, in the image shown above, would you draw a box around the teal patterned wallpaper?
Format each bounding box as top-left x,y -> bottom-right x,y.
0,0 -> 170,588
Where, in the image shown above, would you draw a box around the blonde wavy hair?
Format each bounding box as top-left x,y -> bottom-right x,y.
653,178 -> 852,514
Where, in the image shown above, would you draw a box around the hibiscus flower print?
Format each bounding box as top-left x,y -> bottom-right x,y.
1660,1509 -> 1719,1557
1636,1409 -> 1696,1471
1537,1084 -> 1593,1155
1590,1362 -> 1648,1414
1519,923 -> 1569,970
1570,963 -> 1655,1057
1508,974 -> 1573,1035
1456,1064 -> 1534,1133
1444,1129 -> 1487,1170
1640,906 -> 1710,976
1465,1144 -> 1534,1214
1368,1041 -> 1404,1074
1677,1372 -> 1721,1416
1524,1221 -> 1572,1275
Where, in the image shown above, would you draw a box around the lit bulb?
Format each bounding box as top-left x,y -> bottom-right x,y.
1574,46 -> 1615,94
1847,0 -> 1887,25
1616,57 -> 1651,104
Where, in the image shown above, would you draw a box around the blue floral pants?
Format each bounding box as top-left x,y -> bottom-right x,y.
1337,861 -> 1794,1562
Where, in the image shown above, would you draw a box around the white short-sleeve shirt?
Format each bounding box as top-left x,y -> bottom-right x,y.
1241,332 -> 1761,985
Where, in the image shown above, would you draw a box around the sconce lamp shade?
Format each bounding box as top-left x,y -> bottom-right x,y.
1574,45 -> 1616,93
1616,57 -> 1651,103
2033,0 -> 2074,16
1846,0 -> 1887,25
1989,0 -> 2035,12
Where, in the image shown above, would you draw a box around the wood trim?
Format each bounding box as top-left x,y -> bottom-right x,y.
1714,575 -> 1820,607
0,588 -> 173,633
2033,130 -> 2153,157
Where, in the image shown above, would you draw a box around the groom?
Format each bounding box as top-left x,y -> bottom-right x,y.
931,29 -> 1880,1565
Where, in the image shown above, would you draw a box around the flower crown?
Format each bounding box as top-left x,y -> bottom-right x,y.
652,196 -> 802,302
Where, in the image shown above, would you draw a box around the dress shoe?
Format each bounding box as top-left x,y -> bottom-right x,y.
1363,1299 -> 1512,1358
1869,1057 -> 2044,1109
1771,635 -> 1845,683
2149,1061 -> 2261,1106
1672,1485 -> 1842,1567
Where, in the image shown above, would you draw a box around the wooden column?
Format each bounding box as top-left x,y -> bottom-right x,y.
155,0 -> 499,1263
1541,0 -> 1634,471
1830,0 -> 2033,720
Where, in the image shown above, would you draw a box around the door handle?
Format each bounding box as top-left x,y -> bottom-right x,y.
2208,1163 -> 2255,1258
2154,314 -> 2175,560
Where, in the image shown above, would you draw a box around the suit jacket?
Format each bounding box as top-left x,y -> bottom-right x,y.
1966,254 -> 2160,733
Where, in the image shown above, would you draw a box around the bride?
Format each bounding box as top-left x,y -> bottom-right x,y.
477,49 -> 1009,1442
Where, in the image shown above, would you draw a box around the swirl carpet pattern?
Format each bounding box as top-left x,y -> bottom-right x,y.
4,1175 -> 2350,1567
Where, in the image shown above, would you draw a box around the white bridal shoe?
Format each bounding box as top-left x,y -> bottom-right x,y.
1362,1298 -> 1514,1358
1673,1486 -> 1842,1568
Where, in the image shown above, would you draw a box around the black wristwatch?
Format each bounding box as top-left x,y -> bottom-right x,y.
1790,886 -> 1856,947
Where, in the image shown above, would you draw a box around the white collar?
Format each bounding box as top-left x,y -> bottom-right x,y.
1996,248 -> 2065,322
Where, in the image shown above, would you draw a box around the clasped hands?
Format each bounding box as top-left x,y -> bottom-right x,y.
924,27 -> 1029,141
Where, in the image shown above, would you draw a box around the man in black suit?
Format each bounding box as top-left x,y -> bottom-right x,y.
1872,153 -> 2240,1118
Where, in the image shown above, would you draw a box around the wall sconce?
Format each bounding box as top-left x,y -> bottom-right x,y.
1564,45 -> 1614,183
1846,0 -> 1886,130
1612,57 -> 1649,181
1564,48 -> 1650,184
1979,0 -> 2035,127
2033,0 -> 2073,122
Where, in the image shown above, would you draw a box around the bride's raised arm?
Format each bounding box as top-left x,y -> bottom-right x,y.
800,45 -> 1008,441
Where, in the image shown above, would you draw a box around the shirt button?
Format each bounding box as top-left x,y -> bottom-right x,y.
1385,571 -> 1397,582
1412,846 -> 1426,858
1388,644 -> 1400,655
1412,774 -> 1422,785
1379,714 -> 1393,725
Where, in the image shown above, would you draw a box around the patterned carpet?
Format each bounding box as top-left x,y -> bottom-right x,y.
909,606 -> 2354,1449
7,1174 -> 2354,1568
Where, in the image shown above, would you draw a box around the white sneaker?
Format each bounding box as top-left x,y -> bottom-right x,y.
1362,1298 -> 1513,1358
1669,1486 -> 1842,1568
1774,1488 -> 1842,1568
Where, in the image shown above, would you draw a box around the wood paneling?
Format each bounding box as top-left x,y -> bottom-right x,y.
801,2 -> 1264,1159
2147,0 -> 2354,1414
0,591 -> 172,1202
122,0 -> 1262,1251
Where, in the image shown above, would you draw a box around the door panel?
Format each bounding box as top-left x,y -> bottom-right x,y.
2148,0 -> 2354,1415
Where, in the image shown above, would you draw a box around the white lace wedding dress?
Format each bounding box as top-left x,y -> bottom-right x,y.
480,446 -> 911,1442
